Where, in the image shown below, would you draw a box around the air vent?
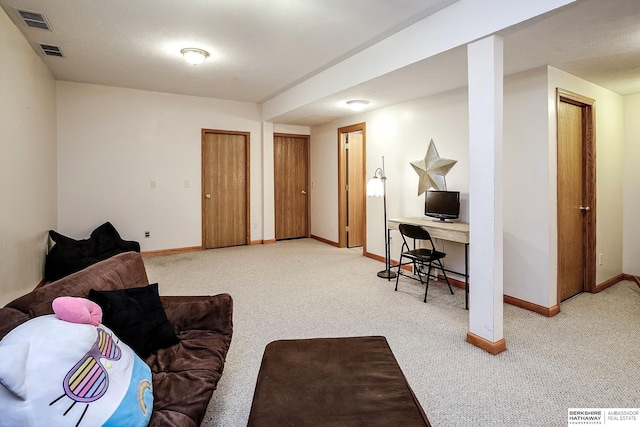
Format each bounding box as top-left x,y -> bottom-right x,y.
16,9 -> 51,30
39,44 -> 63,57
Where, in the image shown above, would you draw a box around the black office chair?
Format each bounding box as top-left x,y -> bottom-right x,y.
395,223 -> 454,303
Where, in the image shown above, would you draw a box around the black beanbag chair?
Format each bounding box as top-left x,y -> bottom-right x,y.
45,222 -> 140,282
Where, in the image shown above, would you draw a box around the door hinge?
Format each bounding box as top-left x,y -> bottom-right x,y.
345,184 -> 349,191
345,226 -> 350,232
345,142 -> 349,150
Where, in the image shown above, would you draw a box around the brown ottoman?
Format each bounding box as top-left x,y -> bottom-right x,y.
247,336 -> 431,426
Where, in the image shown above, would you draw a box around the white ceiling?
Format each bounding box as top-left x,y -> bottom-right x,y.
2,0 -> 640,127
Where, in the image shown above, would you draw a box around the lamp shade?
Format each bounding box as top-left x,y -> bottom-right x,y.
366,177 -> 384,197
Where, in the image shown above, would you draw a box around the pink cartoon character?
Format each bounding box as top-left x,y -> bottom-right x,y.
52,296 -> 103,326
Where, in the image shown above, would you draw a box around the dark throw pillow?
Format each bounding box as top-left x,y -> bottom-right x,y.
88,283 -> 179,357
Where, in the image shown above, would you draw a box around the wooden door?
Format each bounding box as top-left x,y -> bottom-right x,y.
274,134 -> 309,240
557,100 -> 584,300
338,124 -> 366,249
202,130 -> 249,248
346,132 -> 365,247
556,89 -> 596,302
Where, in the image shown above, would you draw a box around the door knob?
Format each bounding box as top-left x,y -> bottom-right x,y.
205,194 -> 211,199
301,190 -> 307,195
579,206 -> 590,211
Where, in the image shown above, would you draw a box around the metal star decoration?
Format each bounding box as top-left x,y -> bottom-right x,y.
410,139 -> 457,195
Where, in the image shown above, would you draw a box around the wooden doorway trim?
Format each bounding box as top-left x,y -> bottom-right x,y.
201,128 -> 251,248
555,88 -> 596,303
338,123 -> 366,251
274,133 -> 311,240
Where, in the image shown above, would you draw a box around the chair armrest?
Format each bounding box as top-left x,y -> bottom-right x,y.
160,294 -> 233,337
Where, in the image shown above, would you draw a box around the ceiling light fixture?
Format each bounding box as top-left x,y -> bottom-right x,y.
346,100 -> 369,111
180,48 -> 209,65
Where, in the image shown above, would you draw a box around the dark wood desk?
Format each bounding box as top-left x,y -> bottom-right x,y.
388,217 -> 469,309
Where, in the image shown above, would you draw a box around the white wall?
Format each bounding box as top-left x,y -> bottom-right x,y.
503,66 -> 625,306
504,66 -> 624,307
311,88 -> 470,278
369,90 -> 470,278
0,9 -> 57,305
310,65 -> 627,309
273,124 -> 310,135
623,94 -> 640,276
57,82 -> 263,251
548,67 -> 625,289
309,122 -> 340,243
503,67 -> 552,306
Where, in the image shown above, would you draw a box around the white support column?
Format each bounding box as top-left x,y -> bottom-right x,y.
467,35 -> 505,355
262,122 -> 276,243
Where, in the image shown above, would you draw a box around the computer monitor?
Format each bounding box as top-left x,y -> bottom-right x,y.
424,190 -> 460,222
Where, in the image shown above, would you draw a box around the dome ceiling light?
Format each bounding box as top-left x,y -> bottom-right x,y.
346,100 -> 370,111
181,48 -> 209,65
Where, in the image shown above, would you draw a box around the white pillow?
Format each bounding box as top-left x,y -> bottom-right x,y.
0,341 -> 29,399
0,315 -> 153,427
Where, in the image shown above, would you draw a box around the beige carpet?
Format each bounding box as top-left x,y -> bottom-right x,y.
144,238 -> 640,427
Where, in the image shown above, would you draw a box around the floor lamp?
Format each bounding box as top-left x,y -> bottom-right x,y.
367,156 -> 396,280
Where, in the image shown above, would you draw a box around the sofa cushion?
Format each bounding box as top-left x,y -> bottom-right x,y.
5,252 -> 149,316
160,294 -> 234,337
0,308 -> 29,340
145,329 -> 231,427
89,283 -> 179,358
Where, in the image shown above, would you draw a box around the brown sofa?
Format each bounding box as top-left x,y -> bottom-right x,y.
0,251 -> 233,427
